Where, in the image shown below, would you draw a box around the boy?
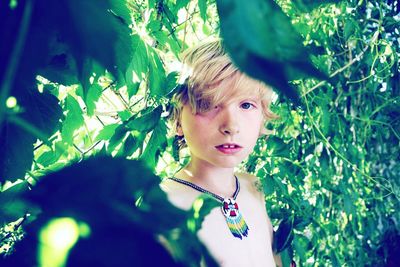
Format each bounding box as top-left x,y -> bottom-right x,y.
161,39 -> 279,266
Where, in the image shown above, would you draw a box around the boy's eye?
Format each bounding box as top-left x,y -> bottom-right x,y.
240,102 -> 255,110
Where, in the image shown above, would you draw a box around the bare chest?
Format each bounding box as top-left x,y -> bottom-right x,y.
197,194 -> 276,266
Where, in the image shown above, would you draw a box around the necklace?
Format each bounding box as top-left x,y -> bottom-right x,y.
168,176 -> 249,239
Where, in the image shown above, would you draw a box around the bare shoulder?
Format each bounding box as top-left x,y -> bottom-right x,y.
235,172 -> 264,199
159,178 -> 201,211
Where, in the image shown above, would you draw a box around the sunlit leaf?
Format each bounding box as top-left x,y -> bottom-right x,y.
140,120 -> 167,169
94,124 -> 119,142
61,95 -> 84,145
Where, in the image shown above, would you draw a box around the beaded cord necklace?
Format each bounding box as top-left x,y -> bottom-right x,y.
168,176 -> 249,239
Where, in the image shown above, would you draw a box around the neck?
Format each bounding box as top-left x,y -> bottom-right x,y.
176,160 -> 236,197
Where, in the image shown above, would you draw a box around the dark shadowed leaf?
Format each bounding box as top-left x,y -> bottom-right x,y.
217,0 -> 327,103
274,215 -> 295,253
126,106 -> 162,132
0,90 -> 62,182
0,157 -> 188,266
107,124 -> 129,153
0,182 -> 31,223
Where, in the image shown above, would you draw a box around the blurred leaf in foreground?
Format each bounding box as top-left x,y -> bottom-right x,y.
217,0 -> 327,104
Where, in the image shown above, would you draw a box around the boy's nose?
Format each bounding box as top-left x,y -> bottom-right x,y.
219,109 -> 239,135
220,124 -> 239,135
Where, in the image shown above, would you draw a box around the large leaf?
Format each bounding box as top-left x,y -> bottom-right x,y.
216,0 -> 327,103
0,157 -> 187,266
0,90 -> 62,182
1,0 -> 133,182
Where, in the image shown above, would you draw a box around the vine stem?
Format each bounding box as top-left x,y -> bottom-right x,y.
0,0 -> 33,127
302,30 -> 376,97
303,93 -> 394,196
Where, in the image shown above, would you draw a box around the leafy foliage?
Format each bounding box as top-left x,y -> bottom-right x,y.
1,0 -> 399,266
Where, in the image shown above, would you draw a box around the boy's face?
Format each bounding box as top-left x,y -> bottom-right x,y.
178,85 -> 264,169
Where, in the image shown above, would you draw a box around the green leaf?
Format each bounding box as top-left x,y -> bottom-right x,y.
117,110 -> 132,122
140,120 -> 167,169
263,176 -> 275,196
199,0 -> 208,21
38,52 -> 79,86
26,90 -> 63,139
148,49 -> 167,98
165,71 -> 179,96
291,0 -> 340,11
107,124 -> 128,153
274,215 -> 295,253
343,193 -> 355,216
267,136 -> 290,157
320,104 -> 331,136
0,90 -> 62,182
175,0 -> 190,12
166,35 -> 182,58
344,19 -> 356,41
121,133 -> 141,157
127,35 -> 149,85
147,20 -> 162,34
216,0 -> 327,103
126,106 -> 162,132
61,95 -> 84,145
280,248 -> 293,267
2,157 -> 187,266
0,181 -> 30,223
85,83 -> 102,116
94,124 -> 119,142
36,150 -> 60,167
64,1 -> 133,84
293,234 -> 309,262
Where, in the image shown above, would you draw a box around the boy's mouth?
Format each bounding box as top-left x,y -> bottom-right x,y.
215,143 -> 242,154
216,144 -> 242,149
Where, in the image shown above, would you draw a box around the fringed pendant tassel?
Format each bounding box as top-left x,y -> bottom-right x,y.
222,198 -> 250,239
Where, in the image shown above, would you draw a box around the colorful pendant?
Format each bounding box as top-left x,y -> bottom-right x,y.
222,198 -> 249,239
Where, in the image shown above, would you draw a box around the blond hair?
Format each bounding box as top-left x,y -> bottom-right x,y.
170,38 -> 276,141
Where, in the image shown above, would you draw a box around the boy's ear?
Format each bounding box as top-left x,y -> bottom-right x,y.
259,127 -> 267,137
176,123 -> 184,136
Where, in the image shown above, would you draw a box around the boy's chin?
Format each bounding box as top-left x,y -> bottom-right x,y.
212,158 -> 245,169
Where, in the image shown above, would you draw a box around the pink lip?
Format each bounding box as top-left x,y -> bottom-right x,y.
215,143 -> 242,155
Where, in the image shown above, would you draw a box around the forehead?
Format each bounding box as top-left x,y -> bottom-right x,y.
211,72 -> 264,101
